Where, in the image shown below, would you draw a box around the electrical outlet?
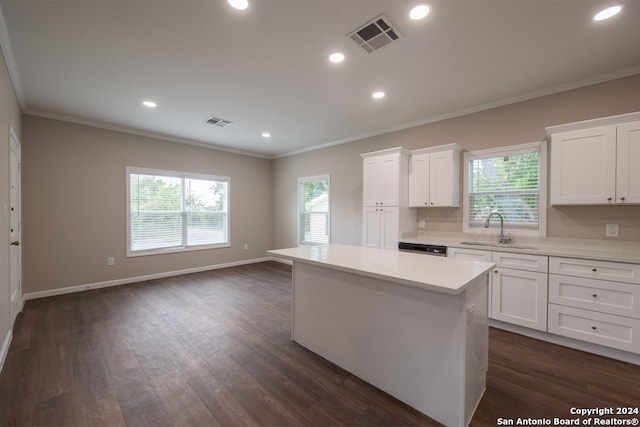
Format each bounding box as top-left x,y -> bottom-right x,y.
466,304 -> 475,323
418,219 -> 426,228
107,257 -> 115,266
605,224 -> 619,237
243,243 -> 249,250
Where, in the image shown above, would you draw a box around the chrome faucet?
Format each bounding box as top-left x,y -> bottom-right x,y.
484,212 -> 512,244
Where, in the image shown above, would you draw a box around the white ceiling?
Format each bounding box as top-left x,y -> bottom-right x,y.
1,0 -> 639,158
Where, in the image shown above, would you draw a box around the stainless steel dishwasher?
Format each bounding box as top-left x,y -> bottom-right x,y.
398,242 -> 447,256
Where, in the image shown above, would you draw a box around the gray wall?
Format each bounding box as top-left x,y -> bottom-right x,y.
21,115 -> 273,293
272,74 -> 640,249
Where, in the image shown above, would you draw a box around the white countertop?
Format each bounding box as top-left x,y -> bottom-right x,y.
267,244 -> 494,295
398,232 -> 640,264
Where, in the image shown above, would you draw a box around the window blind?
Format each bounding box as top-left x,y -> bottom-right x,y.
299,176 -> 329,245
468,150 -> 540,230
128,169 -> 229,254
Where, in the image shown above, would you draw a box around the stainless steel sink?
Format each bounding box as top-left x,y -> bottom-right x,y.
459,241 -> 538,250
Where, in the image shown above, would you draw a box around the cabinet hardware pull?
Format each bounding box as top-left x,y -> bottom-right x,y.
592,293 -> 597,298
591,326 -> 597,330
607,197 -> 612,201
494,270 -> 498,274
591,268 -> 597,272
620,197 -> 626,201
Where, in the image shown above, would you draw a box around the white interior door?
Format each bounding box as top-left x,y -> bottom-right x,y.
9,127 -> 21,325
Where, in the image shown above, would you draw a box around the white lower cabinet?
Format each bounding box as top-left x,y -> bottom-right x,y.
548,305 -> 640,354
448,248 -> 640,357
491,269 -> 548,331
448,248 -> 548,330
549,274 -> 640,318
362,206 -> 399,250
548,257 -> 640,355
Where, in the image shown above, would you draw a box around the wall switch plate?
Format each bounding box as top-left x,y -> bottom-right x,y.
243,243 -> 249,250
107,257 -> 115,266
605,224 -> 619,237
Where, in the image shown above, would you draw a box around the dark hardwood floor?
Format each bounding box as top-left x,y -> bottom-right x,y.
0,261 -> 638,427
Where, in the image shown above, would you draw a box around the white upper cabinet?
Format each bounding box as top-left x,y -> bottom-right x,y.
409,144 -> 461,207
616,120 -> 640,204
547,112 -> 640,205
362,147 -> 408,207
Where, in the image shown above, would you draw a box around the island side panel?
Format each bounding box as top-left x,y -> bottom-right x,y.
291,261 -> 487,427
464,273 -> 490,426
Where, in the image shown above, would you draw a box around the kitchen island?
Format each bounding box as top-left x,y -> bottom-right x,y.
267,244 -> 494,427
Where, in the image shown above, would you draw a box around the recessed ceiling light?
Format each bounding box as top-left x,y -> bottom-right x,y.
228,0 -> 248,11
142,100 -> 157,108
262,132 -> 271,138
593,4 -> 623,21
372,91 -> 385,99
409,3 -> 431,20
329,52 -> 345,64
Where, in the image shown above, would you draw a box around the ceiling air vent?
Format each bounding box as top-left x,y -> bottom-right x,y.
347,14 -> 402,53
206,116 -> 233,128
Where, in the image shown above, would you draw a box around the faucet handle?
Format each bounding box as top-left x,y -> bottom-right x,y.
500,232 -> 513,244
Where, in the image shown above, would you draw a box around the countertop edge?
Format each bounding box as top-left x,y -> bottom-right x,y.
267,247 -> 494,296
399,234 -> 640,264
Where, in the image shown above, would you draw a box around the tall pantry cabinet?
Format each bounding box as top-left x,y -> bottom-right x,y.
361,147 -> 416,249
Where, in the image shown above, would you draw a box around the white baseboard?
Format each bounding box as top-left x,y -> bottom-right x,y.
23,256 -> 274,301
489,319 -> 640,366
0,330 -> 12,374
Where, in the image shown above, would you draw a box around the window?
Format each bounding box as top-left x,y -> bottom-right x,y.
298,175 -> 330,245
463,142 -> 547,235
127,167 -> 229,256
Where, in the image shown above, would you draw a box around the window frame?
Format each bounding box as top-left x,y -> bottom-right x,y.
298,174 -> 330,246
462,141 -> 547,237
126,166 -> 230,257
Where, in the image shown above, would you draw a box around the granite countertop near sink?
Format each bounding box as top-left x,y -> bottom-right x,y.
400,231 -> 640,264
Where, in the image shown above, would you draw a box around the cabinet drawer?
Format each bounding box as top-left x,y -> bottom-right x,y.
549,274 -> 640,319
549,257 -> 640,284
447,247 -> 492,262
548,304 -> 640,354
492,252 -> 548,273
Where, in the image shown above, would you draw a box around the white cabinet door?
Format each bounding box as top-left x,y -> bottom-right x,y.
408,153 -> 430,207
409,148 -> 460,207
429,150 -> 459,207
550,125 -> 617,205
363,153 -> 400,206
379,207 -> 400,250
362,207 -> 399,250
362,207 -> 381,248
616,120 -> 640,204
491,267 -> 548,331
